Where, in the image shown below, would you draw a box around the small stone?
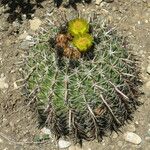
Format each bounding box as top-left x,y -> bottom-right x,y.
143,81 -> 150,97
112,132 -> 118,138
25,35 -> 33,41
0,75 -> 8,89
147,64 -> 150,74
0,138 -> 3,143
58,139 -> 71,149
13,82 -> 18,89
135,121 -> 139,125
41,127 -> 51,137
19,31 -> 28,40
95,0 -> 102,5
148,128 -> 150,135
22,14 -> 27,20
29,18 -> 42,31
124,132 -> 142,144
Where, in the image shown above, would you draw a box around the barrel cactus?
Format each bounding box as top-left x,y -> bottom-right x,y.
24,16 -> 141,143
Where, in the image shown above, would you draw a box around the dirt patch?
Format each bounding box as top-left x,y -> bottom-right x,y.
0,0 -> 150,150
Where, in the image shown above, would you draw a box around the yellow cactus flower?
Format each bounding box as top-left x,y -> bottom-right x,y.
73,33 -> 94,52
68,18 -> 89,36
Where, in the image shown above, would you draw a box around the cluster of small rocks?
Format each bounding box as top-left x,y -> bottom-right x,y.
18,17 -> 42,50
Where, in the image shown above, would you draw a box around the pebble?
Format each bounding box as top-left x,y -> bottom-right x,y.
58,139 -> 71,149
0,75 -> 8,89
124,132 -> 142,145
148,128 -> 150,135
95,0 -> 102,5
13,82 -> 18,89
112,132 -> 118,139
25,35 -> 33,41
135,121 -> 139,125
143,81 -> 150,97
19,31 -> 28,40
29,18 -> 42,31
41,127 -> 51,137
147,64 -> 150,74
0,138 -> 3,143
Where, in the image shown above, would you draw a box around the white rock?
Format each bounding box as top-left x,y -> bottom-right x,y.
0,75 -> 8,89
124,132 -> 142,144
19,31 -> 28,40
41,127 -> 51,136
0,138 -> 3,143
135,121 -> 139,125
143,81 -> 150,97
25,35 -> 33,41
58,139 -> 71,149
147,64 -> 150,74
148,128 -> 150,135
95,0 -> 102,5
29,18 -> 42,31
13,82 -> 18,89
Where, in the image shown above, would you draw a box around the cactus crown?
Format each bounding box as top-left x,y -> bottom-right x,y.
68,18 -> 89,36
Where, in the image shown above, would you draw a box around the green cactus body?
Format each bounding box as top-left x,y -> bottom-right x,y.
25,18 -> 141,142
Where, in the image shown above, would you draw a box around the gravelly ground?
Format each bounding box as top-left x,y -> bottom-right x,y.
0,0 -> 150,150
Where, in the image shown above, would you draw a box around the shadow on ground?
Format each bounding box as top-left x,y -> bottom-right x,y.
54,0 -> 91,9
0,0 -> 45,23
